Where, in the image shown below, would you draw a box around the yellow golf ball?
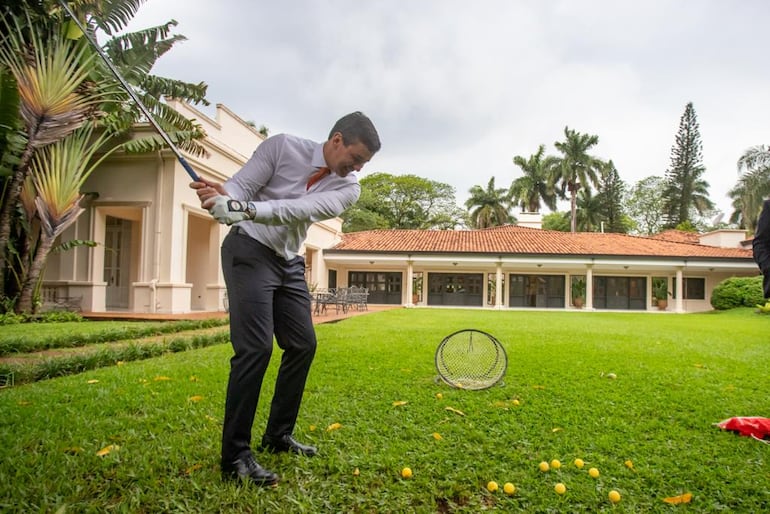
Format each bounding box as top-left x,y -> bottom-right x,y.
554,483 -> 566,495
550,459 -> 561,470
512,399 -> 521,406
609,490 -> 621,503
588,467 -> 600,478
487,481 -> 499,493
503,482 -> 516,495
401,467 -> 412,479
435,393 -> 443,399
574,458 -> 584,469
538,461 -> 550,472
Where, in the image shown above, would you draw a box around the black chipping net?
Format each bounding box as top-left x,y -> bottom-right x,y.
435,329 -> 507,390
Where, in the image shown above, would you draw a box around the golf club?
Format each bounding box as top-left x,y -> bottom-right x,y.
58,1 -> 200,181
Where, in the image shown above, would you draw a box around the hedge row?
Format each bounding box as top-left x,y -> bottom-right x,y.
0,318 -> 229,356
0,331 -> 230,385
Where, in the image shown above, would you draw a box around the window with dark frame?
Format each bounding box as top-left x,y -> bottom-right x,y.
671,277 -> 706,300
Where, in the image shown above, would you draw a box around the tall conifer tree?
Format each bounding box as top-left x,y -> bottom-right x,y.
662,102 -> 714,228
596,161 -> 628,233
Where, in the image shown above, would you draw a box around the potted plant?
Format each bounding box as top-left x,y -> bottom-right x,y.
487,276 -> 497,306
412,275 -> 423,304
653,279 -> 669,310
571,277 -> 586,308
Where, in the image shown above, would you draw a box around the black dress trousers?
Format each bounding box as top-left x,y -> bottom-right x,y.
220,227 -> 317,463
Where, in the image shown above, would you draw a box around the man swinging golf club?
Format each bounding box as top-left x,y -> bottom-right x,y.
191,112 -> 380,486
753,198 -> 770,300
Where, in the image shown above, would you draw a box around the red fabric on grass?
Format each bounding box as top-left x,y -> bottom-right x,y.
716,417 -> 770,443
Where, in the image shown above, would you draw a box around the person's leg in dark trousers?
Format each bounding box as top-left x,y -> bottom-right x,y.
220,230 -> 283,465
264,256 -> 317,439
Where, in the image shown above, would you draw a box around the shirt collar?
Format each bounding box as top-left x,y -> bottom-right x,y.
311,143 -> 327,169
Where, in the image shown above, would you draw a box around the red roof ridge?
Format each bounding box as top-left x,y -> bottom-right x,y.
333,225 -> 753,259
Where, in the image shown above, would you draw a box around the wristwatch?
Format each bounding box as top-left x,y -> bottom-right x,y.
227,200 -> 256,220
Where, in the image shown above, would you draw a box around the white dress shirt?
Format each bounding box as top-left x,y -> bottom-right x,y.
223,133 -> 360,259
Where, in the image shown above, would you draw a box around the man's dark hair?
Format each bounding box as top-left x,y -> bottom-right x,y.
329,111 -> 381,153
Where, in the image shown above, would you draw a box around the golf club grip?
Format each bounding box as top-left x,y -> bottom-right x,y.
58,1 -> 200,183
178,156 -> 200,182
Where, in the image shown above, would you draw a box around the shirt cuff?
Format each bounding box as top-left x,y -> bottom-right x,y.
249,201 -> 272,222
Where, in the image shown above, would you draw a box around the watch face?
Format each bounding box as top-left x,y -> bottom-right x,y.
227,200 -> 244,211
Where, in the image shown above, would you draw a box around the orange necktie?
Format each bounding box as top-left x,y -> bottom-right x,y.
306,166 -> 331,190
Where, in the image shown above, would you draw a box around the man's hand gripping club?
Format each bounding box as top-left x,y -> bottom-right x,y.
190,178 -> 257,225
208,196 -> 257,225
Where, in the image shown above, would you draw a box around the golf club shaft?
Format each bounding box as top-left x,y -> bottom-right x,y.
58,1 -> 200,181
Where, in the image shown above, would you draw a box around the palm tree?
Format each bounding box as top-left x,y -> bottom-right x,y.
730,149 -> 770,232
1,2 -> 211,312
0,0 -> 213,308
550,127 -> 605,232
465,177 -> 514,229
575,188 -> 602,232
16,124 -> 118,312
510,144 -> 558,213
0,12 -> 106,297
728,183 -> 753,231
96,18 -> 209,156
687,177 -> 716,218
737,145 -> 770,173
731,145 -> 770,232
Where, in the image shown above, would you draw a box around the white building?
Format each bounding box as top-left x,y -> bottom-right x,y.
41,103 -> 758,315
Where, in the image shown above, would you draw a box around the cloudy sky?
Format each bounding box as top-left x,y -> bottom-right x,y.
127,0 -> 770,218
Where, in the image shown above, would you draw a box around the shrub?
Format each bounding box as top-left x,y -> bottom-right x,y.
0,312 -> 26,325
37,311 -> 84,323
710,276 -> 764,310
168,338 -> 192,352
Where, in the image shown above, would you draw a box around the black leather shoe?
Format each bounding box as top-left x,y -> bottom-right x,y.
221,453 -> 279,486
260,434 -> 318,457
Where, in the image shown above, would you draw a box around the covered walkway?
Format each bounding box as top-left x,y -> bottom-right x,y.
81,304 -> 399,324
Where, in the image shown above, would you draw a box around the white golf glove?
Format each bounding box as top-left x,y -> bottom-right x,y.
208,195 -> 257,225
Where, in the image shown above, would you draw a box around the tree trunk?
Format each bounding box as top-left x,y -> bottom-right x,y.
570,189 -> 578,233
16,232 -> 54,314
16,196 -> 85,314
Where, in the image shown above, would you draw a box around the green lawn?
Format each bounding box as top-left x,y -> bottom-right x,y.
0,309 -> 767,512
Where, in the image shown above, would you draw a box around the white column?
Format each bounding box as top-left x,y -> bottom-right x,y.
495,263 -> 503,309
675,268 -> 684,313
406,261 -> 414,307
586,265 -> 594,310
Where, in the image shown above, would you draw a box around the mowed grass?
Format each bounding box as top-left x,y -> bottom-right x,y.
0,308 -> 767,512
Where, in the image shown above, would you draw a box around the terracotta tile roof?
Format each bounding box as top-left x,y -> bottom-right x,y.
331,225 -> 752,260
648,229 -> 701,244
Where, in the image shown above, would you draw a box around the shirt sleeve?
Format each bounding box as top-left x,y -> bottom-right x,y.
223,136 -> 281,200
250,183 -> 361,225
